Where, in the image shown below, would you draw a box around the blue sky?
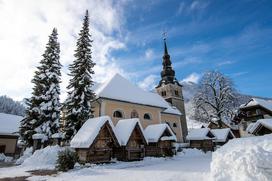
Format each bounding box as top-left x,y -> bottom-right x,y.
112,0 -> 272,97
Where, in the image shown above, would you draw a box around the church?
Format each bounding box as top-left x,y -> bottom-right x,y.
90,39 -> 188,143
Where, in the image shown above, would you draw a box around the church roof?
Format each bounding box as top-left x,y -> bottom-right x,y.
94,73 -> 172,109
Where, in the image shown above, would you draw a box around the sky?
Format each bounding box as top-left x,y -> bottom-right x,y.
0,0 -> 271,101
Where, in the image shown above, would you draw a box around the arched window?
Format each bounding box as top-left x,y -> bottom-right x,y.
144,113 -> 152,120
113,110 -> 123,118
131,110 -> 139,118
173,123 -> 177,127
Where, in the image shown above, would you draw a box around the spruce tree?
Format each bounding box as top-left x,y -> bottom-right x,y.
20,28 -> 62,146
63,10 -> 96,141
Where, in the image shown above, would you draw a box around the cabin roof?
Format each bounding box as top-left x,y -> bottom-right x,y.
144,123 -> 176,143
70,116 -> 119,148
210,128 -> 235,142
186,128 -> 216,141
115,118 -> 147,146
240,98 -> 272,112
0,113 -> 23,135
247,119 -> 272,134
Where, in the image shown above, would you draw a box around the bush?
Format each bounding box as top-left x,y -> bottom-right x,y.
56,148 -> 78,171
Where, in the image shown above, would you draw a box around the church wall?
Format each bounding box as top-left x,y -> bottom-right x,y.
161,113 -> 183,142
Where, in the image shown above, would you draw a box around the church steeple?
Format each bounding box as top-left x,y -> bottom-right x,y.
157,38 -> 181,87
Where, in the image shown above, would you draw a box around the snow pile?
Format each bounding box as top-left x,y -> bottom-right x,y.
211,134 -> 272,181
180,148 -> 206,157
21,145 -> 63,169
144,123 -> 176,143
15,147 -> 33,165
70,116 -> 117,148
0,153 -> 13,162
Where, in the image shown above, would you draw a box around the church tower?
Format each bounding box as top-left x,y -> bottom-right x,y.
156,38 -> 188,140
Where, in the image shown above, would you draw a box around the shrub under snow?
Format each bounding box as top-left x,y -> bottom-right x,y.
211,134 -> 272,181
56,148 -> 78,171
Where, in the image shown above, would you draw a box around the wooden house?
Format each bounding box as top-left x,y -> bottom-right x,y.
208,121 -> 240,138
114,118 -> 147,161
210,128 -> 235,146
144,123 -> 176,157
186,128 -> 216,152
70,116 -> 120,164
247,119 -> 272,136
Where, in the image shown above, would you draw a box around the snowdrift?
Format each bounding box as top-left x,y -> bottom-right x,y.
211,134 -> 272,181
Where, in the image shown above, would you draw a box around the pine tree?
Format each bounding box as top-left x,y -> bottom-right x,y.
20,28 -> 62,146
63,10 -> 96,141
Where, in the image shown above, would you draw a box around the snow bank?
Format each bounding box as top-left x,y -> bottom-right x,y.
21,145 -> 63,169
16,147 -> 33,165
180,148 -> 206,157
211,134 -> 272,181
0,153 -> 13,162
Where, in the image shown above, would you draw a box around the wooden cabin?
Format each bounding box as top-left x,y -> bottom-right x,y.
247,119 -> 272,136
210,128 -> 235,146
144,124 -> 176,157
208,121 -> 240,138
114,118 -> 147,161
186,128 -> 215,152
70,116 -> 120,164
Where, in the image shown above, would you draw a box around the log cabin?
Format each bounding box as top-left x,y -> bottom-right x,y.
247,119 -> 272,136
210,128 -> 235,147
114,118 -> 147,161
186,128 -> 216,152
144,123 -> 176,157
70,116 -> 120,163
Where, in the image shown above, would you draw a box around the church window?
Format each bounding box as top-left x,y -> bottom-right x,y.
161,91 -> 166,96
173,123 -> 177,127
131,110 -> 139,118
144,113 -> 152,120
175,90 -> 179,96
113,110 -> 123,118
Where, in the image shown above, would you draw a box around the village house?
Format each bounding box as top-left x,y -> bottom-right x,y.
70,116 -> 120,163
144,123 -> 176,157
0,113 -> 22,157
237,98 -> 272,136
210,128 -> 235,147
247,119 -> 272,136
186,128 -> 216,152
208,120 -> 240,138
114,118 -> 147,161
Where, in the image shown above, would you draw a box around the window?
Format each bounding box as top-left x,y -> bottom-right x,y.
175,90 -> 179,96
113,110 -> 123,118
0,145 -> 5,153
173,123 -> 177,127
161,91 -> 166,96
144,113 -> 152,120
131,110 -> 139,118
256,109 -> 261,115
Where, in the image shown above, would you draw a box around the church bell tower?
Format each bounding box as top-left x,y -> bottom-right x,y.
156,37 -> 188,139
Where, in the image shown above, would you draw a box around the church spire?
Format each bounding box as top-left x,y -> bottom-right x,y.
164,37 -> 168,55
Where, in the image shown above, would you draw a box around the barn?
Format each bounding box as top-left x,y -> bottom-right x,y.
70,116 -> 120,163
186,128 -> 216,152
114,118 -> 147,161
144,123 -> 176,157
210,128 -> 235,146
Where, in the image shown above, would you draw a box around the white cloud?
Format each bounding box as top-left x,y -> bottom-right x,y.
182,73 -> 201,83
217,60 -> 235,67
0,0 -> 127,101
138,75 -> 158,91
144,48 -> 155,60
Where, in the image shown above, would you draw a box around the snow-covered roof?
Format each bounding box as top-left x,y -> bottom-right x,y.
115,118 -> 147,146
0,113 -> 22,135
162,106 -> 182,115
247,119 -> 272,134
70,116 -> 118,148
94,74 -> 170,109
240,98 -> 272,111
144,123 -> 177,143
186,128 -> 215,140
144,123 -> 176,143
210,128 -> 235,142
32,133 -> 48,142
51,132 -> 64,139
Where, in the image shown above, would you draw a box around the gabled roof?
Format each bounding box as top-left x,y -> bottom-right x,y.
240,98 -> 272,112
210,128 -> 235,142
0,113 -> 23,135
115,118 -> 147,146
144,123 -> 176,143
94,74 -> 170,109
70,116 -> 119,148
186,128 -> 216,141
247,119 -> 272,134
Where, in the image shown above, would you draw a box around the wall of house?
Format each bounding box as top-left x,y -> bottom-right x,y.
161,113 -> 183,142
0,137 -> 17,155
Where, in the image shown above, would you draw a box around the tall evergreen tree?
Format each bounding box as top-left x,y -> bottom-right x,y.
63,10 -> 96,141
20,28 -> 62,146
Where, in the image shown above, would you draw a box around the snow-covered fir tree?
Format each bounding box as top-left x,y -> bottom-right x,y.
63,10 -> 96,141
20,28 -> 62,146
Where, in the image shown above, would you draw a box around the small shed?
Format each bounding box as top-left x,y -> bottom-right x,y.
144,124 -> 176,157
114,118 -> 147,161
50,132 -> 64,146
32,133 -> 48,152
186,128 -> 216,152
70,116 -> 119,164
247,119 -> 272,136
210,128 -> 235,146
